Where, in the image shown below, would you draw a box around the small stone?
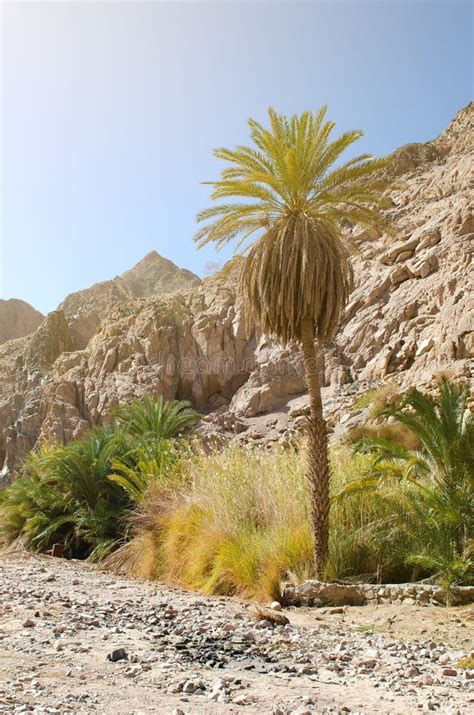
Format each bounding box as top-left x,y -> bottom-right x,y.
442,668 -> 458,677
233,695 -> 249,705
269,601 -> 282,611
107,648 -> 128,662
182,679 -> 205,694
22,619 -> 36,628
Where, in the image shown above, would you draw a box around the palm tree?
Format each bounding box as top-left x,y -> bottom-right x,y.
195,107 -> 392,576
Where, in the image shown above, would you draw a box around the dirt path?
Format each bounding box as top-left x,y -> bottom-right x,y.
0,553 -> 472,714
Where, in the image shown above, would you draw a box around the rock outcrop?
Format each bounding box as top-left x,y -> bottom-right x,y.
0,103 -> 472,476
0,299 -> 43,345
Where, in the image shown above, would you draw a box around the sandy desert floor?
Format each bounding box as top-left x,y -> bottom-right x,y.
0,552 -> 472,714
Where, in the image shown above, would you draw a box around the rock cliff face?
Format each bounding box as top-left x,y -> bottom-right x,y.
0,104 -> 472,476
0,299 -> 43,345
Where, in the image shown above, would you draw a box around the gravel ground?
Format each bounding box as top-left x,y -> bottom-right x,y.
0,552 -> 472,715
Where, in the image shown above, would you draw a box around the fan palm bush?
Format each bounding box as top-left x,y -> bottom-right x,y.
108,396 -> 199,503
114,395 -> 199,440
347,379 -> 474,588
0,396 -> 199,558
0,426 -> 132,558
108,439 -> 185,504
195,106 -> 392,575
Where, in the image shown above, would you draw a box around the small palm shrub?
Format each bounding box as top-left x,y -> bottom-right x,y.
0,426 -> 132,559
348,379 -> 474,589
114,395 -> 199,440
108,439 -> 186,504
0,396 -> 200,559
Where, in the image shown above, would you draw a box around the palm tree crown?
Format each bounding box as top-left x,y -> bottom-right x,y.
195,106 -> 392,343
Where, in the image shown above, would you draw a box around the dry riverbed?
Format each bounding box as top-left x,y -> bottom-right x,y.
0,552 -> 472,714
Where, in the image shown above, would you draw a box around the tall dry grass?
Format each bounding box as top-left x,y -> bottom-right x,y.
109,442 -> 415,599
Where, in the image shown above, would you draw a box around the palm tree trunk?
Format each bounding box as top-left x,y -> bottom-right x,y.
300,316 -> 330,579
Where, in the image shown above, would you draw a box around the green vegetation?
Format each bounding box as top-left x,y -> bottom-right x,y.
348,379 -> 474,592
114,395 -> 199,440
108,444 -> 422,599
194,106 -> 393,576
353,385 -> 397,411
0,397 -> 198,559
353,390 -> 378,410
0,427 -> 131,560
0,381 -> 472,601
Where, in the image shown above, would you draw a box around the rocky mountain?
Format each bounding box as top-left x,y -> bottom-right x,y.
0,103 -> 472,477
58,251 -> 201,347
0,299 -> 43,346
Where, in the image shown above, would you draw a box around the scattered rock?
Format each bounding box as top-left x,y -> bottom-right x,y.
253,605 -> 290,626
107,648 -> 128,662
442,668 -> 458,677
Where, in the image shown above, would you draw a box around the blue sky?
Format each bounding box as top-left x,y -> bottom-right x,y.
1,0 -> 472,314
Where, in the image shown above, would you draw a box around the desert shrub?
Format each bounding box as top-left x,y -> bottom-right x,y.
353,384 -> 400,413
345,421 -> 420,452
328,449 -> 417,582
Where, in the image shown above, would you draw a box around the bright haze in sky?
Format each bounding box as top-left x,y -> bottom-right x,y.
1,0 -> 472,314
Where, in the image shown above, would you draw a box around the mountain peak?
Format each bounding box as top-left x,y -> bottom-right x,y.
434,101 -> 474,154
58,250 -> 201,347
120,251 -> 201,297
0,298 -> 44,345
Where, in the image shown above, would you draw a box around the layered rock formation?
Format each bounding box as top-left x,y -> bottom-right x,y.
0,299 -> 43,345
0,104 -> 472,476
